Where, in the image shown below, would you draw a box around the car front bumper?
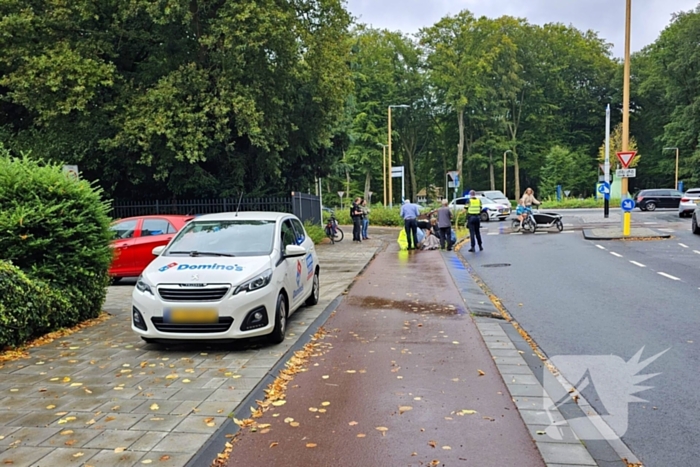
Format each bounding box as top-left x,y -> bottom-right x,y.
131,284 -> 278,341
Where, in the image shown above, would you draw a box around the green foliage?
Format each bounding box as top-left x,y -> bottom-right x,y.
540,197 -> 622,209
0,147 -> 113,343
0,260 -> 50,347
539,146 -> 595,198
303,221 -> 326,245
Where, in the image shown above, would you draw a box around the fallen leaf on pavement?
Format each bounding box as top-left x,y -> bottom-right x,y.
321,401 -> 330,406
357,433 -> 366,438
318,409 -> 327,413
306,443 -> 317,448
62,377 -> 71,383
322,375 -> 329,379
284,417 -> 294,423
160,455 -> 170,461
290,422 -> 300,427
478,370 -> 485,376
376,427 -> 388,436
141,460 -> 152,464
60,430 -> 73,435
346,370 -> 356,374
348,421 -> 358,426
73,452 -> 84,458
458,409 -> 477,415
399,406 -> 412,414
429,460 -> 440,466
428,440 -> 437,448
269,442 -> 278,448
46,405 -> 56,410
308,407 -> 318,412
182,379 -> 191,383
271,400 -> 286,407
442,446 -> 451,450
258,424 -> 271,429
64,440 -> 76,446
114,447 -> 126,453
452,341 -> 459,345
150,404 -> 159,411
165,374 -> 178,380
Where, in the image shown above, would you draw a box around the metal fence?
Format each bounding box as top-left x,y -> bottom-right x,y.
111,194 -> 322,225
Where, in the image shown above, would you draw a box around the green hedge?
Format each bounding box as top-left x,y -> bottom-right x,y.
0,149 -> 113,347
325,205 -> 425,227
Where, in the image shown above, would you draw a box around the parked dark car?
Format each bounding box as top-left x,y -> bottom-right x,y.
635,189 -> 683,211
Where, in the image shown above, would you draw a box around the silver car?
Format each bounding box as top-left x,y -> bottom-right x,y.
679,188 -> 700,218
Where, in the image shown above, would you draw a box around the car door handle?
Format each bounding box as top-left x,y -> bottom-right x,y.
117,244 -> 129,249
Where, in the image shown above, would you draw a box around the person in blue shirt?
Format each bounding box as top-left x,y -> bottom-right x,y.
399,199 -> 421,250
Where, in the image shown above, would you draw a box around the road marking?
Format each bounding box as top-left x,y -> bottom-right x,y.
679,243 -> 689,248
644,222 -> 658,225
596,245 -> 606,250
564,223 -> 574,227
630,261 -> 646,268
487,232 -> 498,236
610,252 -> 623,257
510,232 -> 523,235
658,272 -> 680,281
694,250 -> 700,255
657,228 -> 674,232
534,232 -> 548,235
562,231 -> 575,234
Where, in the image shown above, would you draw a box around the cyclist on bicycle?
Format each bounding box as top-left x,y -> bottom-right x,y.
516,187 -> 541,223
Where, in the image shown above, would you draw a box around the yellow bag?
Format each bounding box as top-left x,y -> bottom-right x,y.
397,229 -> 408,250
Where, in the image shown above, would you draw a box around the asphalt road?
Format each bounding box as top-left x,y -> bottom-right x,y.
462,217 -> 700,467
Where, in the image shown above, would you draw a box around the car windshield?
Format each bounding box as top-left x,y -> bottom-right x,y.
165,220 -> 276,257
483,191 -> 505,199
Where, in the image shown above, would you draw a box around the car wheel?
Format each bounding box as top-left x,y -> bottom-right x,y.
269,294 -> 287,344
680,212 -> 686,218
645,202 -> 657,211
306,270 -> 320,306
556,220 -> 564,232
480,212 -> 489,222
111,277 -> 122,285
693,216 -> 700,235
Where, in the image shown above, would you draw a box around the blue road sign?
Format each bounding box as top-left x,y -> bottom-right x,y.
621,198 -> 636,212
598,182 -> 611,195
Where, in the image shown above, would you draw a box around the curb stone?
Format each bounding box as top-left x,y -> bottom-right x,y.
442,250 -> 626,467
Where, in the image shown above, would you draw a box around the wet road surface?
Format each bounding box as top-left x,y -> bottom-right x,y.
225,243 -> 544,467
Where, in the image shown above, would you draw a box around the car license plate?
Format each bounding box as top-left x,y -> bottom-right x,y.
164,308 -> 218,324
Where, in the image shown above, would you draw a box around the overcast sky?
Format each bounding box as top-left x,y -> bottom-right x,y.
346,0 -> 699,57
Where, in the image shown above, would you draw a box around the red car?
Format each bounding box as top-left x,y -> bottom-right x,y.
109,215 -> 194,281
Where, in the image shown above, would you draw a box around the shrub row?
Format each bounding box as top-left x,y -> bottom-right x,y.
0,148 -> 113,348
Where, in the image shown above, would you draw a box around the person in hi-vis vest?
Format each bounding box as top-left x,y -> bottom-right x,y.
466,190 -> 483,252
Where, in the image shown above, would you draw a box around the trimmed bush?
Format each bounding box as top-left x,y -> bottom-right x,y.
0,148 -> 113,344
303,221 -> 326,244
325,204 -> 432,227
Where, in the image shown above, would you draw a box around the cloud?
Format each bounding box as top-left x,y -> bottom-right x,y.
346,0 -> 700,57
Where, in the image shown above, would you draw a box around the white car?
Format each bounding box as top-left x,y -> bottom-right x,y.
448,196 -> 511,221
679,188 -> 700,218
476,190 -> 511,207
131,212 -> 320,345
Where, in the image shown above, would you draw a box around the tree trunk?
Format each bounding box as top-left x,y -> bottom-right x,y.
457,109 -> 465,194
514,148 -> 520,199
489,153 -> 495,190
406,150 -> 417,201
364,170 -> 371,202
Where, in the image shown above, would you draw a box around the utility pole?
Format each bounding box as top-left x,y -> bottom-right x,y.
621,0 -> 632,199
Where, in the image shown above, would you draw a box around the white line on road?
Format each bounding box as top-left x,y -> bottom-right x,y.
679,243 -> 689,248
534,232 -> 548,235
487,233 -> 498,236
596,245 -> 606,250
564,223 -> 574,227
510,232 -> 523,235
630,261 -> 646,268
562,231 -> 575,234
610,252 -> 623,257
694,250 -> 700,255
658,272 -> 681,281
658,228 -> 674,232
644,222 -> 658,225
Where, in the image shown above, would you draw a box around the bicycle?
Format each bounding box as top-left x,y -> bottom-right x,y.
511,208 -> 537,233
325,212 -> 344,244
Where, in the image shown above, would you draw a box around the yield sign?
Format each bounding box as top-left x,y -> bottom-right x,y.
616,151 -> 637,169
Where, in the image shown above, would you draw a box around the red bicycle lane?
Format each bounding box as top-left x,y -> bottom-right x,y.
224,245 -> 545,467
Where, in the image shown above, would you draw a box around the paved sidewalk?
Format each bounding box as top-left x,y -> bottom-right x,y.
223,241 -> 546,466
0,237 -> 381,467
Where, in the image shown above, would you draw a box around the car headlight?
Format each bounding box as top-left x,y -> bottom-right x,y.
136,275 -> 154,295
233,269 -> 273,295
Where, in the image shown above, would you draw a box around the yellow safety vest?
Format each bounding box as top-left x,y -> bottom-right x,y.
467,197 -> 482,215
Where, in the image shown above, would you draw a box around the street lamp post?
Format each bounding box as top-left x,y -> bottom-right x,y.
663,147 -> 680,190
503,150 -> 513,197
378,144 -> 388,206
388,105 -> 410,207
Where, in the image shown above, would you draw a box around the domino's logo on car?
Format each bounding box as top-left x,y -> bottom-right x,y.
159,262 -> 243,272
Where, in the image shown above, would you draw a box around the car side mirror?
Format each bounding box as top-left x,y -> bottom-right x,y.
284,245 -> 307,257
152,246 -> 165,256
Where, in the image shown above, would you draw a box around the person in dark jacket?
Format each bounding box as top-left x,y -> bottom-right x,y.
351,197 -> 363,242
